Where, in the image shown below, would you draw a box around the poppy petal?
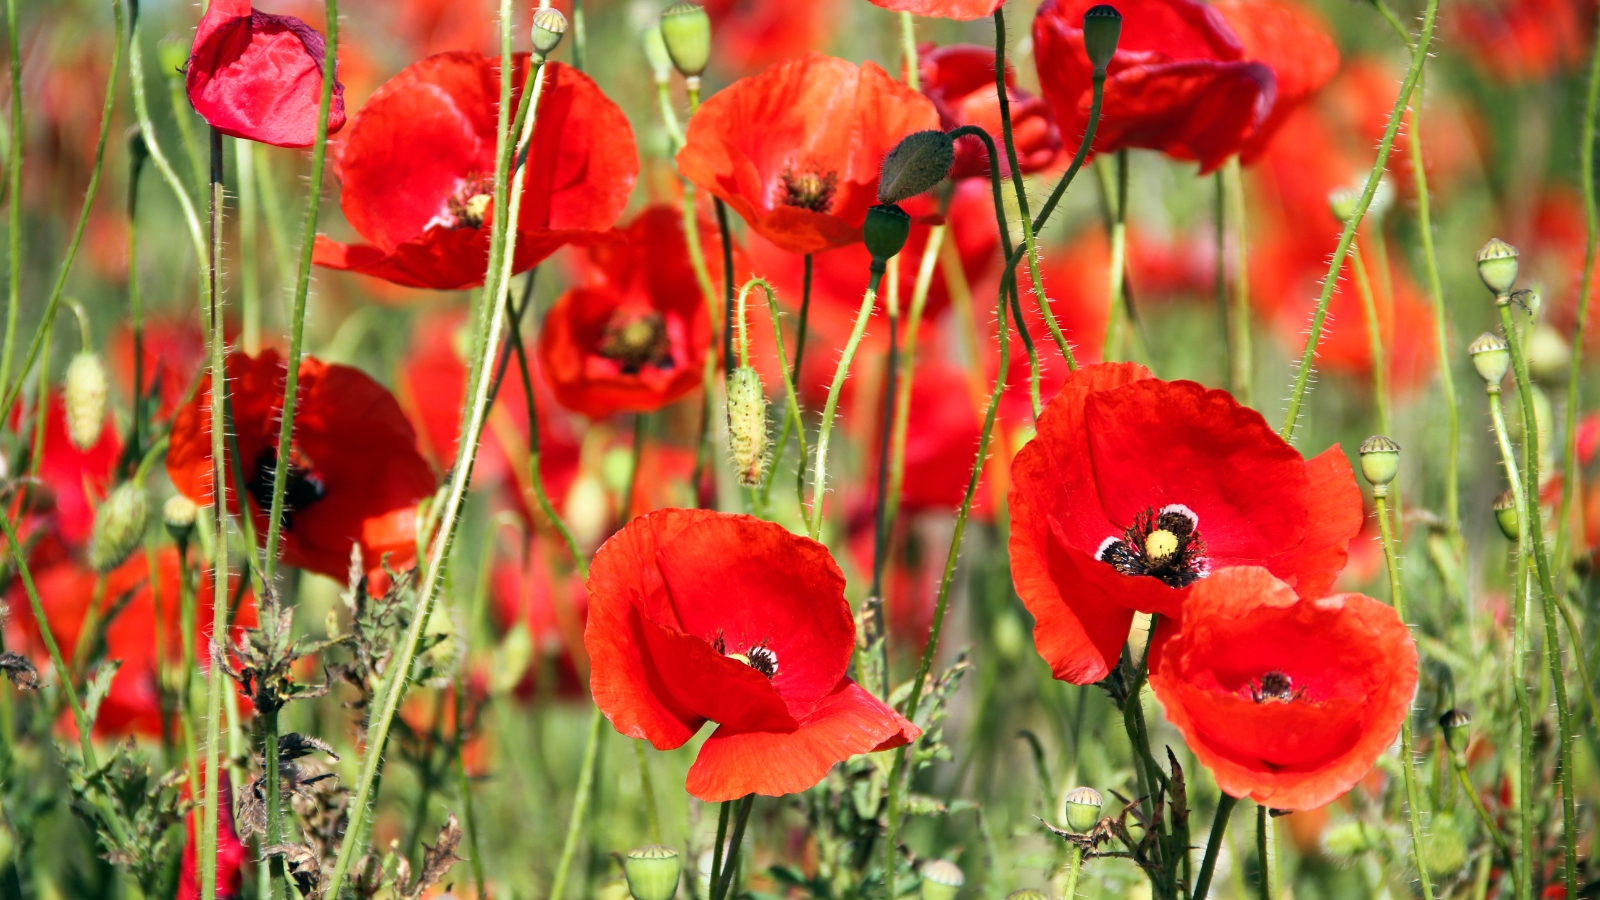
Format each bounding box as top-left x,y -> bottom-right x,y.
1260,446 -> 1363,599
633,609 -> 799,734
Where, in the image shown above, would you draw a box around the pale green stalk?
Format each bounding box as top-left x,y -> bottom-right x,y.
128,20 -> 207,288
808,272 -> 884,539
200,123 -> 228,900
885,225 -> 945,534
236,140 -> 261,354
549,707 -> 605,900
1350,244 -> 1392,436
0,0 -> 21,403
1101,151 -> 1129,360
1223,157 -> 1251,405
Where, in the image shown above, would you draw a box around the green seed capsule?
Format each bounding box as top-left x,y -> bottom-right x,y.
163,494 -> 198,544
1357,435 -> 1400,487
1468,332 -> 1510,385
1475,238 -> 1519,296
1492,489 -> 1519,542
531,7 -> 568,59
660,3 -> 711,79
919,860 -> 964,900
1081,5 -> 1123,74
623,845 -> 681,900
1063,785 -> 1103,834
864,204 -> 912,272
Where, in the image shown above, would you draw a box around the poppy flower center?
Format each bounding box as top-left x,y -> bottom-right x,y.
1248,670 -> 1304,703
597,310 -> 672,374
775,165 -> 839,214
1095,504 -> 1208,589
441,173 -> 495,230
712,633 -> 779,679
246,446 -> 325,531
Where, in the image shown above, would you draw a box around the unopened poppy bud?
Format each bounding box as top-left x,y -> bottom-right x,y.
878,130 -> 955,205
531,8 -> 568,59
1439,708 -> 1471,760
726,365 -> 768,487
1492,489 -> 1519,541
89,481 -> 149,573
1081,5 -> 1123,75
623,845 -> 681,900
163,494 -> 198,544
1528,324 -> 1571,380
64,351 -> 109,450
1476,238 -> 1519,296
660,3 -> 711,79
864,204 -> 912,272
1468,332 -> 1510,385
1327,186 -> 1358,223
1322,821 -> 1373,860
643,26 -> 673,86
1358,435 -> 1400,487
1420,812 -> 1468,875
919,860 -> 964,900
1063,785 -> 1102,833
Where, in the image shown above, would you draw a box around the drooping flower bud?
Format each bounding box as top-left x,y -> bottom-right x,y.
726,365 -> 769,487
531,7 -> 568,60
1063,785 -> 1103,833
919,860 -> 964,900
1081,5 -> 1123,75
64,351 -> 109,450
163,494 -> 199,544
89,481 -> 149,573
878,130 -> 955,205
643,26 -> 673,86
1439,708 -> 1471,760
1476,238 -> 1519,296
1468,332 -> 1510,386
864,204 -> 912,272
624,845 -> 682,900
660,3 -> 711,79
1492,489 -> 1519,541
1358,435 -> 1400,487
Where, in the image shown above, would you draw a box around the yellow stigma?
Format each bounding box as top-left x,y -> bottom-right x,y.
727,652 -> 752,667
1145,529 -> 1179,562
463,193 -> 492,226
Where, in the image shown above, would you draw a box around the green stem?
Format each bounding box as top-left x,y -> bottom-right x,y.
1279,0 -> 1439,442
1102,150 -> 1129,361
1449,754 -> 1516,881
549,707 -> 605,900
1256,806 -> 1271,900
884,224 -> 945,540
754,278 -> 808,511
1191,794 -> 1239,900
1062,845 -> 1083,899
900,11 -> 919,90
201,124 -> 230,900
571,0 -> 585,70
1350,244 -> 1391,436
0,0 -> 21,406
621,412 -> 647,523
1373,489 -> 1436,900
0,516 -> 95,762
633,740 -> 661,844
807,271 -> 884,539
260,704 -> 281,900
1222,157 -> 1251,405
709,798 -> 730,900
127,17 -> 207,303
710,795 -> 754,900
236,140 -> 260,354
1495,300 -> 1580,898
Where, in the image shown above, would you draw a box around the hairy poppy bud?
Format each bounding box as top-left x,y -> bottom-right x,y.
1322,821 -> 1373,860
643,26 -> 673,86
1439,708 -> 1470,761
1327,186 -> 1358,223
864,204 -> 912,272
1358,435 -> 1400,487
1421,812 -> 1468,875
1476,238 -> 1519,296
726,366 -> 769,487
624,845 -> 681,900
1528,324 -> 1571,381
660,3 -> 711,79
919,860 -> 964,900
1492,489 -> 1519,541
878,130 -> 955,205
90,481 -> 149,573
163,494 -> 199,544
64,351 -> 109,450
531,8 -> 568,59
1063,785 -> 1102,833
1468,332 -> 1510,386
1082,5 -> 1123,75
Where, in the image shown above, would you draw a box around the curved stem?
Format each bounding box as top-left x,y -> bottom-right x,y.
1279,0 -> 1439,442
754,279 -> 807,511
506,291 -> 587,577
807,271 -> 883,539
710,795 -> 754,900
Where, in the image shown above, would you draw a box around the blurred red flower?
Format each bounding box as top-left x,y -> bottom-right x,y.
1008,363 -> 1363,684
1147,565 -> 1417,811
538,206 -> 714,419
866,0 -> 1004,22
23,392 -> 122,548
703,0 -> 844,73
1032,0 -> 1336,172
166,349 -> 437,580
314,53 -> 637,290
5,550 -> 255,738
677,53 -> 939,255
492,536 -> 589,700
177,773 -> 247,900
920,43 -> 1062,179
185,0 -> 347,148
1451,0 -> 1590,83
586,509 -> 919,800
108,317 -> 209,424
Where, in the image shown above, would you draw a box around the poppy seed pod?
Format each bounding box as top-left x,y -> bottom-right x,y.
1063,785 -> 1102,833
864,204 -> 913,271
1492,489 -> 1519,541
1081,5 -> 1123,75
1475,238 -> 1519,296
878,130 -> 955,205
1439,708 -> 1471,760
1358,435 -> 1400,487
727,365 -> 769,487
531,8 -> 568,59
1004,891 -> 1048,900
643,26 -> 673,86
64,351 -> 109,451
660,3 -> 712,79
623,845 -> 681,900
919,860 -> 964,900
164,494 -> 199,544
1468,332 -> 1511,385
89,481 -> 149,573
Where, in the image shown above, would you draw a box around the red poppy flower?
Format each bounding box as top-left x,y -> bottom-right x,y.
4,550 -> 255,738
24,392 -> 122,548
1451,0 -> 1589,83
313,53 -> 637,290
1210,0 -> 1339,163
1147,566 -> 1417,811
676,53 -> 940,256
865,0 -> 1004,21
184,0 -> 347,148
920,43 -> 1062,179
1008,363 -> 1364,684
177,773 -> 247,900
538,206 -> 714,419
1033,0 -> 1333,172
703,0 -> 845,73
109,317 -> 209,424
585,509 -> 919,801
166,349 -> 437,580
